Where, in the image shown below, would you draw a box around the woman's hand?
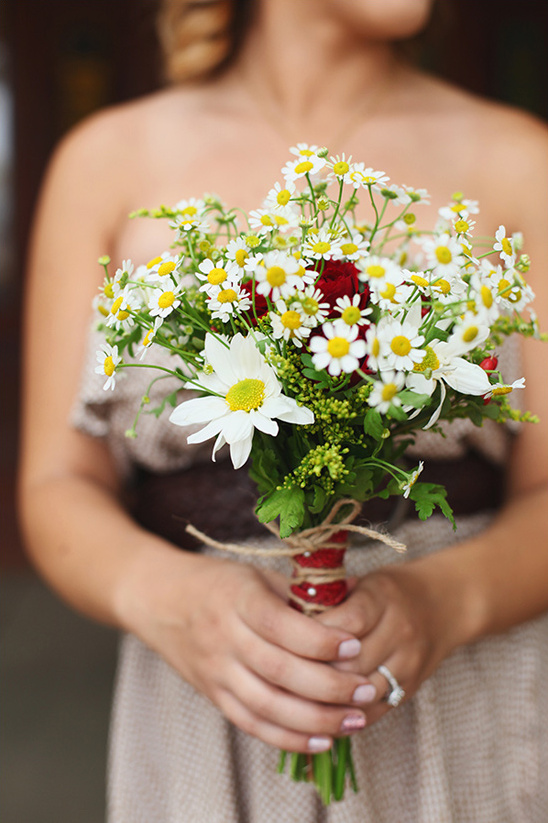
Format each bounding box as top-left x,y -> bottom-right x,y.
116,545 -> 375,752
316,558 -> 467,725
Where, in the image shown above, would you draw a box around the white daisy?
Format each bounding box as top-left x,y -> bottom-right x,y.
401,462 -> 424,498
270,300 -> 311,347
207,284 -> 251,323
358,256 -> 403,294
295,285 -> 330,328
484,378 -> 526,399
334,294 -> 371,327
148,286 -> 182,319
196,258 -> 241,296
105,287 -> 140,330
252,251 -> 301,300
169,333 -> 314,469
144,253 -> 180,284
438,198 -> 479,221
95,343 -> 121,391
264,180 -> 297,212
248,208 -> 298,234
421,233 -> 466,279
282,152 -> 327,183
309,320 -> 367,376
377,319 -> 425,372
367,370 -> 405,414
347,163 -> 389,191
332,229 -> 370,261
302,227 -> 343,261
493,225 -> 517,266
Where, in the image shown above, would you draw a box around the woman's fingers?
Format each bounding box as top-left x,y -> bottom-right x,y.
234,620 -> 370,706
223,660 -> 366,739
237,573 -> 363,663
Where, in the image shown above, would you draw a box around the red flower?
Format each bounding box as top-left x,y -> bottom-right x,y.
312,259 -> 368,315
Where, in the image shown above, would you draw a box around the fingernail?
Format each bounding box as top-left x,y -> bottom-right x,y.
340,712 -> 366,733
353,684 -> 377,703
338,638 -> 361,659
308,736 -> 332,753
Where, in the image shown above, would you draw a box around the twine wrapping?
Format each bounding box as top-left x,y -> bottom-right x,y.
185,498 -> 407,615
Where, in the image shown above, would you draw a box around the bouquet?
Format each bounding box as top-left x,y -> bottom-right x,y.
93,144 -> 542,803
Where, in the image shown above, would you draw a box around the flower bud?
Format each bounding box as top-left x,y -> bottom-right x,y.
480,356 -> 498,371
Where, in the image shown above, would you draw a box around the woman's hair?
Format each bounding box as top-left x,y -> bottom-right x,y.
157,0 -> 454,86
157,0 -> 254,84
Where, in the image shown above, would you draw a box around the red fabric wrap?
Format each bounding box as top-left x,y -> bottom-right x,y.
290,530 -> 348,610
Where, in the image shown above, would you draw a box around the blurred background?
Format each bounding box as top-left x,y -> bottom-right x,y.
1,1 -> 547,821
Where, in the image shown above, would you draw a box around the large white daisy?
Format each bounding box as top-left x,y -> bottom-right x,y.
169,333 -> 314,469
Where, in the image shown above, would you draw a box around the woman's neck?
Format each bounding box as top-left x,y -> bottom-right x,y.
223,0 -> 402,148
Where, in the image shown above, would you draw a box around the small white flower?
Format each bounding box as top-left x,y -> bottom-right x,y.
252,251 -> 301,300
327,153 -> 353,181
264,180 -> 297,212
225,237 -> 258,270
377,319 -> 425,372
139,327 -> 156,360
368,370 -> 405,414
401,462 -> 424,498
309,320 -> 366,376
491,268 -> 535,313
170,213 -> 210,233
302,227 -> 343,261
144,253 -> 180,284
331,229 -> 370,261
270,300 -> 311,347
295,285 -> 330,328
196,258 -> 241,296
484,377 -> 526,399
347,163 -> 389,191
438,198 -> 479,221
148,286 -> 182,319
392,184 -> 430,206
283,145 -> 327,182
334,294 -> 371,327
493,225 -> 517,266
248,208 -> 298,234
421,233 -> 465,279
207,284 -> 251,322
105,287 -> 140,330
169,333 -> 314,469
95,343 -> 121,391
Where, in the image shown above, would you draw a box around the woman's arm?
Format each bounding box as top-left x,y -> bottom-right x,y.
18,111 -> 374,753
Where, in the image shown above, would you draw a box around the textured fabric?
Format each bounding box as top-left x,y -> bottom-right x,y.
73,330 -> 548,821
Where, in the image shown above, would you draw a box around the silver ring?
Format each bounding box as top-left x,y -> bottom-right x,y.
377,664 -> 405,707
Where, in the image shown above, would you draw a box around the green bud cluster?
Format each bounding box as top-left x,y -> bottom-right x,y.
285,443 -> 350,492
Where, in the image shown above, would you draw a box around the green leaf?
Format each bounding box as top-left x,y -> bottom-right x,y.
397,389 -> 430,408
308,484 -> 328,514
409,482 -> 456,530
363,408 -> 384,439
255,486 -> 305,537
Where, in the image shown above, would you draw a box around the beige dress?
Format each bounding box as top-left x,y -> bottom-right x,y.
74,332 -> 548,823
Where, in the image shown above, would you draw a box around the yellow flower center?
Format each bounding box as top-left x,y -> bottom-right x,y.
295,160 -> 314,174
491,385 -> 513,396
158,291 -> 175,309
274,215 -> 289,226
462,325 -> 478,343
117,309 -> 130,321
266,266 -> 287,287
434,279 -> 451,295
225,378 -> 265,411
333,161 -> 349,175
260,215 -> 273,227
327,337 -> 350,358
181,205 -> 197,216
245,235 -> 260,248
299,149 -> 314,157
302,297 -> 319,315
413,345 -> 439,373
411,274 -> 429,288
380,282 -> 397,301
103,283 -> 114,298
340,242 -> 358,256
235,249 -> 248,267
381,383 -> 398,402
104,356 -> 115,376
367,264 -> 386,279
281,310 -> 302,330
158,261 -> 176,277
508,289 -> 522,304
147,256 -> 162,269
143,330 -> 153,347
371,338 -> 380,357
110,296 -> 123,315
501,238 -> 512,255
312,241 -> 331,255
341,306 -> 361,325
217,288 -> 238,304
451,203 -> 464,214
276,189 -> 291,206
435,246 -> 452,264
98,305 -> 109,317
497,278 -> 511,295
454,219 -> 469,233
391,335 -> 412,356
481,285 -> 493,308
208,267 -> 227,285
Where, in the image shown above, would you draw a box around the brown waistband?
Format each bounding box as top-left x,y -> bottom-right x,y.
128,452 -> 505,552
